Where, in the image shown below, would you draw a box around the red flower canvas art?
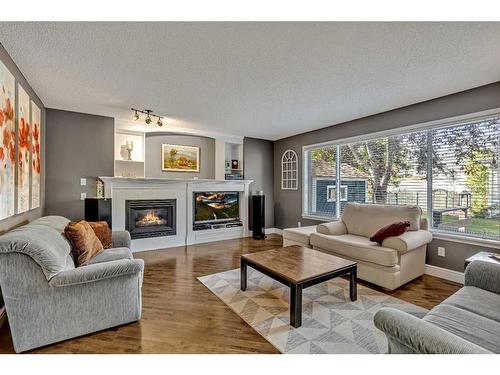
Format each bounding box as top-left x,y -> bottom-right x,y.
0,61 -> 15,220
31,101 -> 41,208
17,84 -> 30,213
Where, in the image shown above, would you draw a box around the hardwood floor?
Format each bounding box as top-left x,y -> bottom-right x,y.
0,235 -> 461,354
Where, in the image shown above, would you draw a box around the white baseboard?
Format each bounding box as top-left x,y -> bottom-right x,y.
424,264 -> 464,284
265,228 -> 283,235
248,228 -> 283,236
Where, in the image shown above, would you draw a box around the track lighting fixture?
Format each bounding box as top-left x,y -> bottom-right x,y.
145,111 -> 152,125
130,108 -> 165,127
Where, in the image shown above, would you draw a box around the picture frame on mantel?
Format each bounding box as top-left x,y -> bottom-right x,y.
162,144 -> 200,172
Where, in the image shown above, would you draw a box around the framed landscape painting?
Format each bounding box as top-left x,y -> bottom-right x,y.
162,144 -> 199,172
0,60 -> 16,220
17,84 -> 30,214
31,100 -> 41,209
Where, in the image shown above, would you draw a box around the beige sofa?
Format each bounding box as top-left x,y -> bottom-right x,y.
283,203 -> 432,290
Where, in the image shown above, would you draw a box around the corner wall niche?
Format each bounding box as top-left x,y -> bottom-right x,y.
114,130 -> 145,178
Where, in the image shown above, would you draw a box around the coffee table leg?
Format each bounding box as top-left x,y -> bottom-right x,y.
290,283 -> 303,328
349,266 -> 357,301
240,260 -> 247,291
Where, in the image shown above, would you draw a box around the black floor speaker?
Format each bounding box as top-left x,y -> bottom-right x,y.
252,194 -> 265,240
85,198 -> 112,229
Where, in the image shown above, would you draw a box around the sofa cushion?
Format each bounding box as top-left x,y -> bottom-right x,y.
370,221 -> 410,244
87,247 -> 133,265
309,232 -> 398,267
0,224 -> 74,280
424,303 -> 500,353
88,221 -> 113,249
64,221 -> 104,266
439,286 -> 500,323
282,226 -> 317,246
342,203 -> 422,238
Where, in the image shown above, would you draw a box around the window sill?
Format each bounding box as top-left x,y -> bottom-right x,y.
301,214 -> 337,222
431,231 -> 500,250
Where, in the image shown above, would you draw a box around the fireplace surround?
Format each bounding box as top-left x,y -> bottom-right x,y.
125,199 -> 176,239
99,177 -> 252,251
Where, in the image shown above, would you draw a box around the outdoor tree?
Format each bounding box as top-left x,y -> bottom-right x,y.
465,150 -> 492,216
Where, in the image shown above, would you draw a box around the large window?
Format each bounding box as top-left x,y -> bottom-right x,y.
303,116 -> 500,241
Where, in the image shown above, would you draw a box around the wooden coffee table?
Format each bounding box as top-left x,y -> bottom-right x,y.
240,245 -> 357,328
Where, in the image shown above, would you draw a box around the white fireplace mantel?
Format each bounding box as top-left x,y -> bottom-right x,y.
98,177 -> 253,252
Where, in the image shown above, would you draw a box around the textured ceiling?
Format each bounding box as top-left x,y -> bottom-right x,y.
1,22 -> 500,140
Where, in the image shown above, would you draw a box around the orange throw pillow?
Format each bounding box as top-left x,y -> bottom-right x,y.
64,220 -> 104,266
88,221 -> 112,249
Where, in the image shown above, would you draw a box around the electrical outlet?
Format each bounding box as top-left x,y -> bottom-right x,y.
80,178 -> 86,186
80,193 -> 86,201
438,247 -> 446,257
298,221 -> 302,227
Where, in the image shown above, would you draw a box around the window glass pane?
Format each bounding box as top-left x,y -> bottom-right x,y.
340,186 -> 348,200
306,146 -> 337,217
432,118 -> 500,240
327,186 -> 336,201
340,131 -> 428,215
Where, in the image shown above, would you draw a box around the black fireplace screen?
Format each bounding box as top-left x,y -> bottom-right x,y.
125,199 -> 176,239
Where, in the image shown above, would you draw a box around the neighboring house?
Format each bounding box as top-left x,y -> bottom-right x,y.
311,160 -> 368,216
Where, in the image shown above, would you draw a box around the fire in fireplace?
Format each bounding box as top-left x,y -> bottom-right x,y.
125,199 -> 176,239
136,210 -> 168,227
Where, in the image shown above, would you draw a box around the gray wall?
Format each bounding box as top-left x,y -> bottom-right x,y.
0,44 -> 46,235
145,133 -> 215,179
45,109 -> 114,221
243,137 -> 274,229
273,81 -> 500,272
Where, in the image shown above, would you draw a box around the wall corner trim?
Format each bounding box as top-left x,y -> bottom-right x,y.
424,264 -> 464,284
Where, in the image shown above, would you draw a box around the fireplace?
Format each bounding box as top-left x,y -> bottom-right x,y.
125,199 -> 176,239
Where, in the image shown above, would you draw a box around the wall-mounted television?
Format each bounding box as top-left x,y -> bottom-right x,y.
194,192 -> 239,223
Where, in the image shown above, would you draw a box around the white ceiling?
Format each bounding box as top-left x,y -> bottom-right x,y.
1,22 -> 500,140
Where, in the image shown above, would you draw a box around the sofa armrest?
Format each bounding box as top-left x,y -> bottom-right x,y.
382,230 -> 432,253
49,259 -> 144,287
374,307 -> 490,354
317,221 -> 347,235
112,230 -> 131,249
465,260 -> 500,294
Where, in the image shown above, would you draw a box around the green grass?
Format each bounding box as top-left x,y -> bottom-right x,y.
441,214 -> 500,237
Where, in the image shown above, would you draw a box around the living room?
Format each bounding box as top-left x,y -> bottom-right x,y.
0,2 -> 499,373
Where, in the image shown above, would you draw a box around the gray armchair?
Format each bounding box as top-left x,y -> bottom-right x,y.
0,216 -> 143,353
374,260 -> 500,354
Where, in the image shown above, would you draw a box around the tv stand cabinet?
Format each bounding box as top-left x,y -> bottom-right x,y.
193,220 -> 243,231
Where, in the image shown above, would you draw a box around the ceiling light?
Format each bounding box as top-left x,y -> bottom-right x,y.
131,108 -> 165,127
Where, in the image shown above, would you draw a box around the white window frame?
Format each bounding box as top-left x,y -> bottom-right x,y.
281,149 -> 298,190
302,107 -> 500,245
326,185 -> 348,202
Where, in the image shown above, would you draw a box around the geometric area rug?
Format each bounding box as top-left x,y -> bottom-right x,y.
198,268 -> 427,354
